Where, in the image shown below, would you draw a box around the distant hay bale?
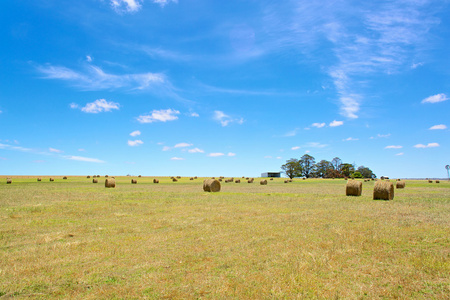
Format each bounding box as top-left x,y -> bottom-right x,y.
436,180 -> 440,183
131,179 -> 137,184
176,176 -> 181,179
219,179 -> 222,182
138,175 -> 142,177
190,177 -> 194,180
260,179 -> 267,185
105,178 -> 115,188
428,180 -> 433,183
346,180 -> 362,196
203,179 -> 221,192
97,175 -> 100,178
49,178 -> 54,182
397,179 -> 401,181
303,178 -> 306,180
153,179 -> 159,183
93,178 -> 98,183
270,178 -> 273,180
373,181 -> 394,200
235,179 -> 240,183
37,178 -> 41,182
172,178 -> 178,182
284,180 -> 289,183
63,176 -> 67,180
7,179 -> 12,184
211,177 -> 215,179
87,176 -> 91,178
194,176 -> 197,179
289,179 -> 293,182
105,175 -> 109,178
396,181 -> 406,189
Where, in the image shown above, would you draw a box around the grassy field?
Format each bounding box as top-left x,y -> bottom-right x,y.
0,176 -> 449,299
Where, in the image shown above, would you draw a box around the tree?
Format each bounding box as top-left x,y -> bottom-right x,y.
357,166 -> 376,178
299,154 -> 316,178
331,157 -> 342,171
315,159 -> 333,178
281,159 -> 301,179
352,171 -> 363,178
340,163 -> 355,177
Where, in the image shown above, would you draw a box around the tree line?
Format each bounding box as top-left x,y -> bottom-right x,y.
281,155 -> 376,179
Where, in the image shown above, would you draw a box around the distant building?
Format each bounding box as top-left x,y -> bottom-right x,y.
261,172 -> 281,178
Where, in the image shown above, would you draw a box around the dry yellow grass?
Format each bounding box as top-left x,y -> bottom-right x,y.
0,177 -> 449,298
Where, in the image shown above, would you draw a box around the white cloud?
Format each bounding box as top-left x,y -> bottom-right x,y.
213,111 -> 244,127
414,143 -> 440,148
421,93 -> 448,104
69,103 -> 79,109
396,152 -> 404,156
170,157 -> 185,161
284,128 -> 299,137
264,156 -> 273,159
86,55 -> 92,62
162,146 -> 171,151
189,112 -> 199,117
305,142 -> 327,148
174,142 -> 192,148
49,147 -> 63,153
78,149 -> 85,152
276,156 -> 282,159
227,152 -> 236,157
128,140 -> 143,147
291,146 -> 300,150
208,153 -> 225,157
152,0 -> 178,7
329,120 -> 343,127
429,124 -> 447,130
37,63 -> 166,91
110,0 -> 142,13
81,99 -> 120,113
385,145 -> 402,149
371,133 -> 391,139
311,122 -> 326,128
343,137 -> 358,141
137,109 -> 180,123
64,156 -> 105,163
188,148 -> 204,153
130,130 -> 141,136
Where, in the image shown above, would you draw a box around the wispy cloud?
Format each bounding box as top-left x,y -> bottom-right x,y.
396,152 -> 404,156
49,147 -> 63,153
421,93 -> 449,104
311,122 -> 326,128
283,128 -> 299,137
385,145 -> 402,149
162,146 -> 171,151
130,130 -> 141,136
188,148 -> 204,153
291,146 -> 300,150
170,157 -> 185,161
37,63 -> 166,91
304,142 -> 327,148
227,152 -> 236,157
213,111 -> 244,127
329,120 -> 343,127
208,153 -> 225,157
370,133 -> 391,139
63,156 -> 105,163
137,109 -> 180,123
174,143 -> 192,148
414,143 -> 439,148
189,112 -> 199,117
109,0 -> 177,13
128,140 -> 143,147
429,124 -> 447,130
343,137 -> 358,141
76,99 -> 120,113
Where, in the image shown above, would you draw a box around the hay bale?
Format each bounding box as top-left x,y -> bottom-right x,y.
87,176 -> 91,178
428,180 -> 433,183
105,175 -> 109,177
219,179 -> 222,182
396,181 -> 405,189
37,178 -> 41,182
260,179 -> 267,185
7,179 -> 12,184
270,178 -> 273,180
49,178 -> 54,182
138,175 -> 142,177
203,179 -> 221,192
289,179 -> 293,182
153,179 -> 159,183
172,178 -> 178,182
235,179 -> 240,183
211,177 -> 215,179
105,178 -> 115,188
190,177 -> 194,180
176,176 -> 181,179
436,180 -> 440,183
131,179 -> 137,184
284,180 -> 289,183
93,178 -> 98,183
346,180 -> 362,196
302,178 -> 306,180
63,176 -> 68,180
194,176 -> 197,179
373,181 -> 394,200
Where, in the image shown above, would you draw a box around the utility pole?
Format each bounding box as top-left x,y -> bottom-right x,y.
446,165 -> 450,181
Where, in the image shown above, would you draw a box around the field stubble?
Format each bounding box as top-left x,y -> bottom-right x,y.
0,177 -> 449,299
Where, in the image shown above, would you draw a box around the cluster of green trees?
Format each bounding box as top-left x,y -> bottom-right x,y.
281,155 -> 376,179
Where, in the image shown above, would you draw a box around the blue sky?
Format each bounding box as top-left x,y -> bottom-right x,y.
1,0 -> 449,178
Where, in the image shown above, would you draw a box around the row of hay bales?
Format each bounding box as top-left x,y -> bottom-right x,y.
346,180 -> 408,200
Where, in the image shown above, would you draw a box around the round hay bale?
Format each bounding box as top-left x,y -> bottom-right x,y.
49,178 -> 54,182
177,176 -> 181,179
219,178 -> 222,182
105,175 -> 109,178
289,179 -> 293,182
235,179 -> 240,183
270,178 -> 273,180
37,178 -> 41,182
63,176 -> 68,180
138,175 -> 142,177
211,177 -> 215,179
284,180 -> 289,183
436,180 -> 440,183
172,178 -> 178,182
260,179 -> 267,185
396,181 -> 405,189
203,179 -> 221,192
153,179 -> 159,183
105,178 -> 115,188
303,178 -> 306,180
428,180 -> 433,183
194,176 -> 197,179
190,177 -> 194,180
346,180 -> 362,196
373,181 -> 394,200
7,179 -> 12,184
87,176 -> 91,178
93,178 -> 98,183
131,179 -> 137,184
